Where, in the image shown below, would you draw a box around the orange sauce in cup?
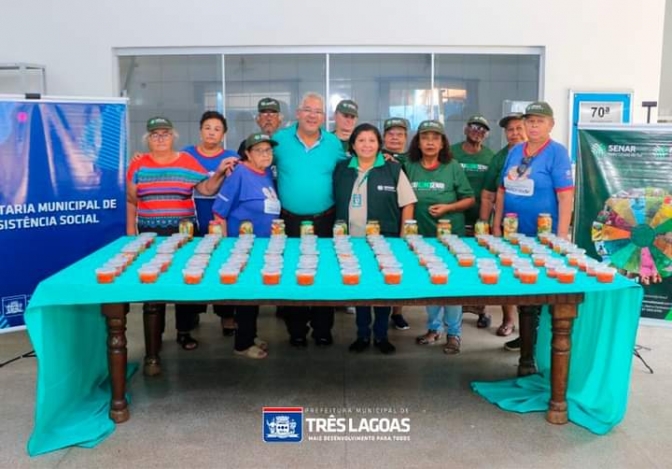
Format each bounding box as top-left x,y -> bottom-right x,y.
219,272 -> 238,284
556,270 -> 576,284
596,270 -> 616,283
96,269 -> 115,284
430,272 -> 448,284
296,271 -> 315,286
519,271 -> 539,284
262,271 -> 281,285
383,270 -> 402,284
457,256 -> 475,267
140,271 -> 159,283
183,272 -> 202,285
499,256 -> 514,267
480,272 -> 499,284
342,272 -> 360,285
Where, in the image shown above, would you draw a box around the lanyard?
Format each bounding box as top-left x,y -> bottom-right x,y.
355,169 -> 372,192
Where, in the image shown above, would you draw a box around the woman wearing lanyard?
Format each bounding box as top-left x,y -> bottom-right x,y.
404,120 -> 475,354
493,101 -> 574,354
333,123 -> 417,354
183,111 -> 239,336
212,132 -> 281,359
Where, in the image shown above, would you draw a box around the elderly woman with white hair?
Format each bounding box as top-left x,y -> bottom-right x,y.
126,116 -> 235,350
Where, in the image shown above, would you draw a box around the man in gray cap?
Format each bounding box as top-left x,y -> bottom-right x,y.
332,99 -> 359,153
451,114 -> 495,329
237,97 -> 283,156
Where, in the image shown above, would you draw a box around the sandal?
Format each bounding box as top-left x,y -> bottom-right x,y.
416,330 -> 442,345
234,345 -> 267,359
176,332 -> 199,351
496,323 -> 516,337
254,337 -> 268,351
443,335 -> 461,355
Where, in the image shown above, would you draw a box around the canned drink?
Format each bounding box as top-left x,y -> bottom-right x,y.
333,219 -> 348,237
436,219 -> 452,237
403,219 -> 419,238
179,218 -> 195,239
300,220 -> 314,237
239,220 -> 254,235
503,213 -> 518,241
271,219 -> 285,236
208,220 -> 223,235
537,213 -> 553,235
365,220 -> 381,236
474,220 -> 490,236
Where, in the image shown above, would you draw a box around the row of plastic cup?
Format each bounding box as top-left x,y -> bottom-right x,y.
406,235 -> 450,284
334,235 -> 361,285
368,235 -> 402,284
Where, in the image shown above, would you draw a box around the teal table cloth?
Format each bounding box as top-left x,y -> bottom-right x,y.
25,236 -> 642,455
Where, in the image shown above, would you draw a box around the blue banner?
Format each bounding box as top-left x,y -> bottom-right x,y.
0,98 -> 127,331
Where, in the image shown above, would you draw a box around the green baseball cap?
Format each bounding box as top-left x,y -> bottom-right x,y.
524,101 -> 554,118
146,116 -> 173,132
383,117 -> 408,132
244,132 -> 278,151
335,99 -> 358,117
466,114 -> 490,130
417,120 -> 445,134
257,97 -> 281,113
498,112 -> 524,128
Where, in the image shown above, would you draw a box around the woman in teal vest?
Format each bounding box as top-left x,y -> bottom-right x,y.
333,123 -> 417,354
404,120 -> 475,354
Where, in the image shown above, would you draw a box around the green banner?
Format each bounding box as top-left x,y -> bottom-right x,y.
576,126 -> 672,320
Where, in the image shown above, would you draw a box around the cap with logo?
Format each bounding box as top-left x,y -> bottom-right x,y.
335,99 -> 359,117
523,101 -> 554,118
244,132 -> 278,151
498,112 -> 524,129
417,120 -> 445,134
384,117 -> 408,132
257,98 -> 281,113
466,115 -> 490,131
146,116 -> 173,132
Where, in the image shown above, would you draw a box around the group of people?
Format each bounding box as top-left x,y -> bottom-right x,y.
126,92 -> 574,359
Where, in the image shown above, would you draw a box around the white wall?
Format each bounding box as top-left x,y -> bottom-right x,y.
0,0 -> 665,144
659,0 -> 672,119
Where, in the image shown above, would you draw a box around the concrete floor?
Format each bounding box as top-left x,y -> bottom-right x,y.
1,305 -> 670,469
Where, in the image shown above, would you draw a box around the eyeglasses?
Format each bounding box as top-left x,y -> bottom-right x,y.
300,108 -> 324,115
251,147 -> 273,155
149,132 -> 172,141
516,156 -> 533,176
467,124 -> 487,133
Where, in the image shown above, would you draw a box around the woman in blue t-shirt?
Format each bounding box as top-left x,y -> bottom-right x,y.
213,133 -> 280,359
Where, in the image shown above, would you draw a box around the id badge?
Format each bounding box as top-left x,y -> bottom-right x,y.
264,198 -> 281,215
351,193 -> 362,208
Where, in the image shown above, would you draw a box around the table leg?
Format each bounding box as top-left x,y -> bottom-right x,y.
546,303 -> 577,425
517,307 -> 538,377
102,304 -> 130,423
143,304 -> 163,376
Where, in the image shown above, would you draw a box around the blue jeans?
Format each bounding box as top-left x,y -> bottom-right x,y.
356,306 -> 391,341
426,305 -> 462,337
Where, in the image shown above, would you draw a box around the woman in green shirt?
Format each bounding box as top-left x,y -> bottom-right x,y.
404,120 -> 475,354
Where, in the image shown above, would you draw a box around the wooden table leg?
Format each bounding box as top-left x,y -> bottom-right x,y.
102,304 -> 130,423
142,304 -> 163,376
546,303 -> 577,425
518,307 -> 538,377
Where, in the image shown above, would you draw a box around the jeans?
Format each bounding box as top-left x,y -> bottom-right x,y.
355,306 -> 391,341
426,305 -> 463,337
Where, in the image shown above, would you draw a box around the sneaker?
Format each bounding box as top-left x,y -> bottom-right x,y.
504,337 -> 521,352
476,313 -> 492,329
349,338 -> 370,353
374,339 -> 396,355
346,307 -> 356,315
391,314 -> 410,330
314,336 -> 333,347
289,337 -> 308,348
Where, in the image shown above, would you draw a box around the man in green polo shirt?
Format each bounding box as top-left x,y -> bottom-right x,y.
451,114 -> 495,329
273,91 -> 346,348
332,99 -> 358,153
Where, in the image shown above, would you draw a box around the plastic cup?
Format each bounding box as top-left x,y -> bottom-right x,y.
585,260 -> 600,276
556,267 -> 577,284
262,268 -> 281,285
182,267 -> 203,285
596,266 -> 617,283
479,267 -> 501,285
218,267 -> 239,284
477,258 -> 497,269
545,259 -> 563,278
538,232 -> 551,245
382,268 -> 402,285
499,253 -> 516,267
512,259 -> 532,278
95,267 -> 116,284
136,265 -> 159,284
520,242 -> 535,255
457,253 -> 476,267
341,268 -> 361,285
518,267 -> 540,284
429,268 -> 449,285
532,254 -> 549,267
567,254 -> 582,267
296,269 -> 316,286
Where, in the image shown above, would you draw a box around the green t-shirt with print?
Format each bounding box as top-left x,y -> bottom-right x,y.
403,159 -> 474,236
450,142 -> 495,226
482,145 -> 511,193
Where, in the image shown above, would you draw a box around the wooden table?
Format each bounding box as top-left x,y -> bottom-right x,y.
102,292 -> 583,427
